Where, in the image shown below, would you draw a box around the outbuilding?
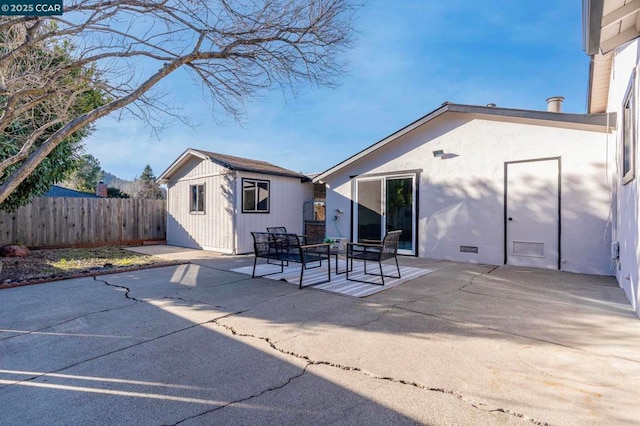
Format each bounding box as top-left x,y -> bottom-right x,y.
158,149 -> 312,254
313,102 -> 615,276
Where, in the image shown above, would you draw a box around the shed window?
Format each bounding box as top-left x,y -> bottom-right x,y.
623,73 -> 636,185
242,179 -> 270,213
190,184 -> 205,213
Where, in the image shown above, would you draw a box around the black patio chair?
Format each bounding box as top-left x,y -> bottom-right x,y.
267,226 -> 307,243
266,227 -> 290,264
266,226 -> 288,233
346,230 -> 402,286
251,231 -> 331,289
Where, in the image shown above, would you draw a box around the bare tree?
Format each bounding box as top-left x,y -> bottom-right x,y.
0,0 -> 355,205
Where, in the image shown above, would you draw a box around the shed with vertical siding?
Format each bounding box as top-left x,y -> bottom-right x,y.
158,148 -> 313,254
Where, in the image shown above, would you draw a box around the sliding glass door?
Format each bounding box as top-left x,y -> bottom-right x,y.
385,177 -> 414,252
356,179 -> 383,241
355,174 -> 415,255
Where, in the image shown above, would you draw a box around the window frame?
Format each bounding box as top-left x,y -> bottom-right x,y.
189,183 -> 205,214
242,178 -> 270,213
622,70 -> 636,185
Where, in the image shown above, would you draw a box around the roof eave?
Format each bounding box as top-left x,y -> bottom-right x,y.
157,148 -> 210,184
583,0 -> 605,55
312,103 -> 614,183
158,148 -> 309,183
232,166 -> 309,180
312,103 -> 451,182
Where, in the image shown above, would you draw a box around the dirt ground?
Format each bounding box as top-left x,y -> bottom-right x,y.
0,246 -> 179,284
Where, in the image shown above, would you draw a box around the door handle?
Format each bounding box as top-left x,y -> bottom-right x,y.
508,217 -> 513,221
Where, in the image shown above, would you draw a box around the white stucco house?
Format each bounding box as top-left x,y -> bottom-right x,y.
584,0 -> 640,315
312,102 -> 615,276
156,1 -> 640,317
158,149 -> 312,254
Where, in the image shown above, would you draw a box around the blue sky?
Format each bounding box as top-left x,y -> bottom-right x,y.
84,0 -> 589,180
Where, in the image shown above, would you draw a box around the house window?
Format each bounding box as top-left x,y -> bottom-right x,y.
242,178 -> 270,213
190,184 -> 205,213
623,74 -> 636,185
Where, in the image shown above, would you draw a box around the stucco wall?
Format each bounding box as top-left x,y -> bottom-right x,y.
607,40 -> 640,314
324,112 -> 613,275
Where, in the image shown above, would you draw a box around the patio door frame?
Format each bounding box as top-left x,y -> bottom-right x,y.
352,172 -> 417,256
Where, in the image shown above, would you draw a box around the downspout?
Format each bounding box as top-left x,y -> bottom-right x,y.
232,171 -> 238,255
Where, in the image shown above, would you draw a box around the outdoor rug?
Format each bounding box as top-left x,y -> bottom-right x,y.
231,260 -> 434,298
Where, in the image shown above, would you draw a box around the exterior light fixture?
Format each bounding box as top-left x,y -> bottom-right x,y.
432,150 -> 445,158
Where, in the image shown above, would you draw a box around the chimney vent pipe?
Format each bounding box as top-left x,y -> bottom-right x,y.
546,96 -> 564,112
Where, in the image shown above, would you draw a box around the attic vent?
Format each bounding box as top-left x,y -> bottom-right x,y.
460,246 -> 478,254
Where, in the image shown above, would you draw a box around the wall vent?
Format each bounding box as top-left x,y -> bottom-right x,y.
460,246 -> 478,254
513,241 -> 545,258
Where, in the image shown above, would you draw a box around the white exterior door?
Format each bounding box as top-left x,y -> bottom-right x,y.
506,159 -> 560,269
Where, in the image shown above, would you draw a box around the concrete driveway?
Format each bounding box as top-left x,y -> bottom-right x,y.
1,246 -> 639,425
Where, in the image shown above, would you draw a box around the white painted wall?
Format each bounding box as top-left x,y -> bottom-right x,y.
324,112 -> 614,275
235,171 -> 313,254
166,157 -> 313,254
165,157 -> 234,253
606,39 -> 640,315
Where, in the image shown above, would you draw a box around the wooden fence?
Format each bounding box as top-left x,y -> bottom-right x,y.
0,197 -> 166,248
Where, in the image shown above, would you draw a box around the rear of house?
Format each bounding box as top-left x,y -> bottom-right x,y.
584,0 -> 640,314
158,149 -> 312,254
314,103 -> 614,276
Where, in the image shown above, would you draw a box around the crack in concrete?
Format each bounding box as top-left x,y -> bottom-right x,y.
489,408 -> 553,426
399,266 -> 501,303
166,365 -> 309,425
272,331 -> 308,344
1,275 -> 151,343
1,267 -> 553,424
209,315 -> 552,426
0,311 -> 243,391
93,276 -> 141,302
455,265 -> 500,293
0,303 -> 135,343
352,307 -> 393,329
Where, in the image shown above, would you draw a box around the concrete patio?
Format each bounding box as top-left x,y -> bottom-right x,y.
1,245 -> 639,425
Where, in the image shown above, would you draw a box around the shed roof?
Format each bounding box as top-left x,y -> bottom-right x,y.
312,102 -> 614,182
157,148 -> 308,183
43,185 -> 98,198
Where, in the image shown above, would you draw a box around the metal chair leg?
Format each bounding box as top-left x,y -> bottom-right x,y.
252,256 -> 258,278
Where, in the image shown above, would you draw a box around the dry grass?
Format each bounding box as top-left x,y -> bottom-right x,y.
1,246 -> 175,284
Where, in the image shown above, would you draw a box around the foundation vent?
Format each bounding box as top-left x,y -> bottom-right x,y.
460,246 -> 478,254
